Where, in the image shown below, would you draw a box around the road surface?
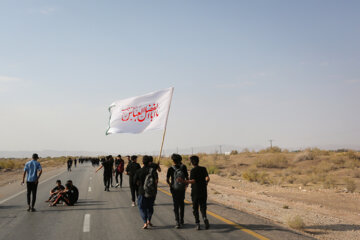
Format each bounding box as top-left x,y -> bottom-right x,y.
0,163 -> 314,240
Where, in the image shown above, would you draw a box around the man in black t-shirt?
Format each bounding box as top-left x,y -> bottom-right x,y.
125,155 -> 141,206
166,154 -> 188,228
96,156 -> 114,191
46,180 -> 65,202
67,158 -> 73,172
182,155 -> 210,230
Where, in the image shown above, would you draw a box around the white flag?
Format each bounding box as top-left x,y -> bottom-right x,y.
106,87 -> 174,135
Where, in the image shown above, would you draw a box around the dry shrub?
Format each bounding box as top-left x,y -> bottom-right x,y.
242,169 -> 269,184
255,155 -> 288,169
300,176 -> 311,186
294,151 -> 314,162
323,176 -> 336,189
0,159 -> 27,169
258,146 -> 282,153
287,215 -> 305,230
315,161 -> 338,173
163,159 -> 172,167
347,151 -> 359,160
344,160 -> 360,169
285,175 -> 297,184
207,165 -> 220,175
353,169 -> 360,178
345,178 -> 356,193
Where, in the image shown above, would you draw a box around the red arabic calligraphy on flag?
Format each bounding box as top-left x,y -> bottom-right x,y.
121,103 -> 159,123
106,87 -> 173,135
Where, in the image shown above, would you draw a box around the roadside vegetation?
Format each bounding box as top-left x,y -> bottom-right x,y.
0,157 -> 69,170
162,147 -> 360,193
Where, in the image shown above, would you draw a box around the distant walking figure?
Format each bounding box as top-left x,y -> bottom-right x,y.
22,153 -> 42,212
115,155 -> 124,188
74,159 -> 77,168
181,155 -> 210,230
125,155 -> 141,206
67,158 -> 73,172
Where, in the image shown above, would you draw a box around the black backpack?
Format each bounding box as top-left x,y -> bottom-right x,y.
143,168 -> 157,198
172,164 -> 186,191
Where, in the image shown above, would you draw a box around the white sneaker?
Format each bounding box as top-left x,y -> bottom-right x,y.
131,202 -> 135,207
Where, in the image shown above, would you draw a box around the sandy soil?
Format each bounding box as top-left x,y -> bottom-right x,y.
158,165 -> 360,240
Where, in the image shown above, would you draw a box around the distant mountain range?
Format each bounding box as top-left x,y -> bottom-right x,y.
0,150 -> 108,158
1,144 -> 359,158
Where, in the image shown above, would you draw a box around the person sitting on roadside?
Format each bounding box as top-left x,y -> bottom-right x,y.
46,180 -> 65,202
50,180 -> 79,206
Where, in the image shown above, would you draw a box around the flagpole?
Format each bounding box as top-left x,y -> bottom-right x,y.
157,87 -> 174,164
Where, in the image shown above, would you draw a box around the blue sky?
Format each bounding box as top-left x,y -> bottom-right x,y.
0,1 -> 359,154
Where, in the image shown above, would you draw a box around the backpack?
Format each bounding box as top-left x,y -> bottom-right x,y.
143,168 -> 157,198
117,160 -> 124,173
172,164 -> 186,191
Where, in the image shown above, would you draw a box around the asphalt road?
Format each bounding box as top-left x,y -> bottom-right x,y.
0,163 -> 315,240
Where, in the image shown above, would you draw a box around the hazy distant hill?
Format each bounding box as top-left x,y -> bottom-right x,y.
0,150 -> 108,158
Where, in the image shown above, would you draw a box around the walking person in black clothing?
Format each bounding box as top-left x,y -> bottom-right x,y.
148,156 -> 161,204
109,155 -> 115,187
74,159 -> 77,168
96,156 -> 114,191
181,155 -> 210,230
166,154 -> 189,228
125,155 -> 141,206
134,155 -> 158,229
67,158 -> 73,172
115,155 -> 124,188
22,153 -> 42,212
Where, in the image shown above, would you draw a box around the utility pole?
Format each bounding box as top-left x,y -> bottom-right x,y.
269,140 -> 274,148
219,145 -> 222,154
191,147 -> 194,155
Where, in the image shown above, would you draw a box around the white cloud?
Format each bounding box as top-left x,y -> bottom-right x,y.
0,76 -> 22,82
27,7 -> 57,15
40,7 -> 56,15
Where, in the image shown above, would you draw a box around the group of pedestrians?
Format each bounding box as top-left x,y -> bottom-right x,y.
108,153 -> 210,230
22,152 -> 211,230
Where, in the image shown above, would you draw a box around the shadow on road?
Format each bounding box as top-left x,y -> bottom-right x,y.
304,224 -> 360,235
0,205 -> 23,209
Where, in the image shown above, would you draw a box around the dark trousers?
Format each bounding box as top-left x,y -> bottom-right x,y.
129,177 -> 138,202
103,174 -> 111,189
26,182 -> 38,207
171,189 -> 185,222
138,195 -> 154,223
115,172 -> 123,186
192,195 -> 207,223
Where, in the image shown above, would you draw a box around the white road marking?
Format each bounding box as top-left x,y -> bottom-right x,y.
83,214 -> 91,232
0,169 -> 67,205
88,187 -> 92,192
